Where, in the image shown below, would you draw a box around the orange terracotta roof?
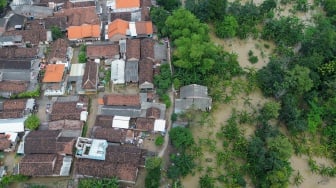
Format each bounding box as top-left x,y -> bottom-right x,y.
43,64 -> 65,83
68,24 -> 100,40
108,19 -> 129,39
116,0 -> 140,9
135,21 -> 153,35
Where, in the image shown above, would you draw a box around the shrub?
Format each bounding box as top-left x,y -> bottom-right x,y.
160,94 -> 171,108
155,136 -> 164,146
24,115 -> 40,130
248,56 -> 259,64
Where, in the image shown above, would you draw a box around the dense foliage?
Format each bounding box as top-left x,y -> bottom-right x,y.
163,9 -> 242,89
169,127 -> 194,151
145,157 -> 162,188
154,0 -> 336,187
0,175 -> 29,187
78,45 -> 87,63
78,178 -> 119,188
51,26 -> 63,41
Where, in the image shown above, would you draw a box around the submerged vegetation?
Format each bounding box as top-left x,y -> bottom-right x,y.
151,0 -> 336,187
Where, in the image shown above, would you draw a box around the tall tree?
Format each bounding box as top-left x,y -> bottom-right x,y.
169,127 -> 194,151
163,9 -> 209,41
150,7 -> 170,36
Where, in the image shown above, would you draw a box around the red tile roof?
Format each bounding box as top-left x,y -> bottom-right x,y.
135,21 -> 153,35
68,24 -> 100,40
19,154 -> 57,176
146,107 -> 160,119
54,7 -> 100,26
116,0 -> 140,9
47,38 -> 68,63
135,117 -> 155,131
86,44 -> 120,59
126,39 -> 140,60
138,58 -> 153,84
0,81 -> 28,94
103,94 -> 140,106
82,61 -> 98,90
107,19 -> 129,39
140,38 -> 154,59
76,146 -> 143,182
42,64 -> 65,83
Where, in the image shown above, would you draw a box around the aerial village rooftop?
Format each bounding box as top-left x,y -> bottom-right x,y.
0,0 -> 212,186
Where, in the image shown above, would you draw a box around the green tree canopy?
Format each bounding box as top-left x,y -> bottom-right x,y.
262,16 -> 304,46
267,136 -> 293,161
169,127 -> 194,151
24,115 -> 40,130
150,7 -> 170,36
284,65 -> 313,95
163,9 -> 209,41
323,0 -> 336,17
156,0 -> 180,11
260,101 -> 281,121
167,153 -> 195,179
145,157 -> 162,170
215,15 -> 239,38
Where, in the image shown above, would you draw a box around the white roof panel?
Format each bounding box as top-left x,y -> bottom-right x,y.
112,116 -> 130,129
129,22 -> 137,37
0,118 -> 26,133
111,59 -> 125,84
154,119 -> 166,132
70,63 -> 85,77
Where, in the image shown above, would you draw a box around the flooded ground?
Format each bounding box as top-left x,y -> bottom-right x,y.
182,1 -> 336,187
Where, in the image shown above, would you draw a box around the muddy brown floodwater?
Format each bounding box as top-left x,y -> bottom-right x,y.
182,2 -> 336,186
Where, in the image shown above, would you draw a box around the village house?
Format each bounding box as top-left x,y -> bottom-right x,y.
0,35 -> 23,47
86,43 -> 120,60
0,99 -> 35,133
42,64 -> 67,96
18,130 -> 74,176
67,24 -> 101,43
48,119 -> 84,138
133,117 -> 165,133
138,58 -> 154,91
81,61 -> 99,94
99,94 -> 142,117
3,19 -> 50,46
174,84 -> 212,113
47,38 -> 73,69
49,96 -> 88,121
106,19 -> 153,41
92,115 -> 133,144
19,130 -> 74,177
68,63 -> 86,94
92,125 -> 126,144
107,0 -> 140,12
76,144 -> 145,184
54,6 -> 100,27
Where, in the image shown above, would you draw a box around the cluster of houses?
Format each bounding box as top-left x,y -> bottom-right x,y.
0,0 -> 213,185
